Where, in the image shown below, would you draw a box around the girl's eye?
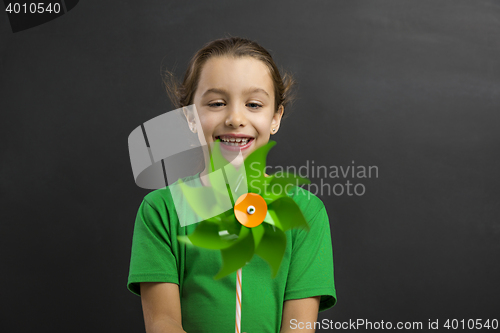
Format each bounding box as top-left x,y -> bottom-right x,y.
208,102 -> 225,108
247,103 -> 263,109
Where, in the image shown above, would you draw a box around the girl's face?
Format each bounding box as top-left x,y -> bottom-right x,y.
191,56 -> 283,162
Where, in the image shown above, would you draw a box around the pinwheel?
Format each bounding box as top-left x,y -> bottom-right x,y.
176,139 -> 311,279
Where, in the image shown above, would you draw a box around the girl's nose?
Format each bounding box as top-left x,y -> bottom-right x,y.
224,105 -> 247,128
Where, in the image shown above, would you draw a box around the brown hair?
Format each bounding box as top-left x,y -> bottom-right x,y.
163,36 -> 296,118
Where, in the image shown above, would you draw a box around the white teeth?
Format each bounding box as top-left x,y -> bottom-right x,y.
217,136 -> 251,146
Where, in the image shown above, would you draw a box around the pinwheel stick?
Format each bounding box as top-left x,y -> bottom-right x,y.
235,267 -> 242,333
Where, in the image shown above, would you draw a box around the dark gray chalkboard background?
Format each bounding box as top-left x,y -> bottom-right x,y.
1,1 -> 499,332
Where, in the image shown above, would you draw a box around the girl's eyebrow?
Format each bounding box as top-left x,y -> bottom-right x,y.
246,87 -> 270,97
202,88 -> 227,97
202,87 -> 270,98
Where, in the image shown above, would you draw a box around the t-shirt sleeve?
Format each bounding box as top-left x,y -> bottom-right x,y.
284,201 -> 337,312
127,198 -> 179,296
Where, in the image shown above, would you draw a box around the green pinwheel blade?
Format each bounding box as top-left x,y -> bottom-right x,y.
205,140 -> 232,197
243,140 -> 276,176
214,226 -> 254,280
258,171 -> 310,205
177,178 -> 222,221
244,140 -> 276,193
208,139 -> 226,173
208,140 -> 240,176
177,220 -> 240,250
206,140 -> 248,202
255,223 -> 287,278
266,172 -> 310,201
217,212 -> 241,235
251,223 -> 265,249
268,196 -> 310,232
262,209 -> 283,230
257,175 -> 282,204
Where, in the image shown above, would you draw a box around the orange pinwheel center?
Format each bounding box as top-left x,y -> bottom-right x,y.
234,193 -> 267,228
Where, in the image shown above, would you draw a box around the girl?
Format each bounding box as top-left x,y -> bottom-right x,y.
127,37 -> 336,333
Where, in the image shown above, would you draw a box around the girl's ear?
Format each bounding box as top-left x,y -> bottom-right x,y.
271,104 -> 284,135
182,106 -> 197,133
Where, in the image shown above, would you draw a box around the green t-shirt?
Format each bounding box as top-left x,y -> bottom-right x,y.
127,173 -> 336,333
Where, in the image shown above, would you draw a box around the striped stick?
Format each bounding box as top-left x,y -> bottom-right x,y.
235,268 -> 242,333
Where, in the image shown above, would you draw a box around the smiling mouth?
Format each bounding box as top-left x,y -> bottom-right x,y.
215,135 -> 254,147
